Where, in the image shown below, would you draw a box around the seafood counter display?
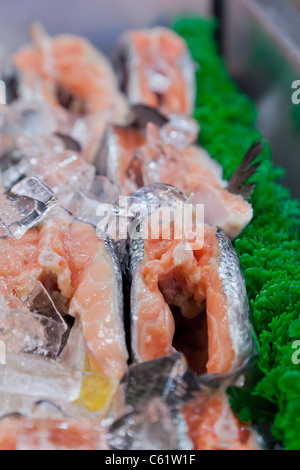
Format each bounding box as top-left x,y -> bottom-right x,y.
0,17 -> 298,450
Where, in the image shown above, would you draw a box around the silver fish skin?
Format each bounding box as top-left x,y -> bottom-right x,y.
216,228 -> 257,369
126,184 -> 187,362
94,125 -> 120,183
104,234 -> 126,338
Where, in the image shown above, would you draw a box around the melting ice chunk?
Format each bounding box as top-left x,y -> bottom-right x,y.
65,176 -> 120,227
0,101 -> 57,143
25,281 -> 69,354
160,114 -> 200,150
0,307 -> 65,359
0,354 -> 117,421
109,397 -> 180,450
0,354 -> 82,404
25,281 -> 68,330
119,353 -> 195,409
109,354 -> 195,450
0,177 -> 57,239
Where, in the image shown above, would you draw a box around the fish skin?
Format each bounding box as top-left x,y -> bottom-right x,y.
127,104 -> 169,129
54,132 -> 82,152
95,125 -> 122,184
216,228 -> 257,369
104,235 -> 127,353
0,176 -> 57,239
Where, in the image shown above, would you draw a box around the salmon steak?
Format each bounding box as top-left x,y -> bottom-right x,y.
127,185 -> 256,374
12,23 -> 128,162
114,28 -> 196,115
0,207 -> 128,380
98,115 -> 263,239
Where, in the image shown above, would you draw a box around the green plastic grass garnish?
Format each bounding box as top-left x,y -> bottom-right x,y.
174,16 -> 300,450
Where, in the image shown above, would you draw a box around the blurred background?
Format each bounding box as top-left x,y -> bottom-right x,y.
0,0 -> 299,198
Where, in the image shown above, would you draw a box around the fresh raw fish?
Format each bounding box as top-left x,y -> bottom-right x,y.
99,117 -> 263,239
127,184 -> 256,374
13,23 -> 128,162
0,207 -> 128,380
114,28 -> 195,115
109,353 -> 261,450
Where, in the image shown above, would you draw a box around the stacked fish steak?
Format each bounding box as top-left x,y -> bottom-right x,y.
0,24 -> 263,450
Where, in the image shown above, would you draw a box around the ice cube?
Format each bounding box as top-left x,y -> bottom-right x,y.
109,355 -> 195,450
65,176 -> 119,227
0,101 -> 57,142
25,281 -> 69,354
65,192 -> 101,226
11,176 -> 56,205
160,114 -> 200,150
0,354 -> 82,404
109,397 -> 179,450
119,353 -> 188,409
0,354 -> 117,421
0,307 -> 66,359
0,177 -> 57,239
25,281 -> 67,330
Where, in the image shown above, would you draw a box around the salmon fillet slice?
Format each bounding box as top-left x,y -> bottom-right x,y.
0,207 -> 128,380
128,188 -> 256,374
98,122 -> 261,239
